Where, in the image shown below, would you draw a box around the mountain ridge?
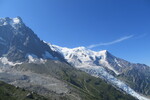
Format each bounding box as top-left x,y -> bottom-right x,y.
0,17 -> 65,62
0,17 -> 149,100
49,44 -> 150,100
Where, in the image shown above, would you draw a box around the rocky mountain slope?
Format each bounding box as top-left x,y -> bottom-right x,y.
0,58 -> 136,100
0,81 -> 47,100
50,44 -> 150,100
0,17 -> 64,62
15,60 -> 136,100
0,17 -> 138,100
118,64 -> 150,96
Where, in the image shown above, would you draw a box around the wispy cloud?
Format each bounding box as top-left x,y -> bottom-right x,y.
87,35 -> 133,49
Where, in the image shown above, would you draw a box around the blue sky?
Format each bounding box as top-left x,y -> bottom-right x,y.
0,0 -> 150,65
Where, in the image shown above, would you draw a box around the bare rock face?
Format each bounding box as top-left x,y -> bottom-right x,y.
26,93 -> 33,99
0,17 -> 64,62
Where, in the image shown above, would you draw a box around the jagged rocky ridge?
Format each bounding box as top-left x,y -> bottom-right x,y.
0,17 -> 64,62
0,17 -> 138,100
49,44 -> 150,100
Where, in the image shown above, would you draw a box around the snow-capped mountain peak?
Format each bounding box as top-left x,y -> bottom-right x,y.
48,44 -> 150,100
12,17 -> 22,24
50,44 -> 107,60
49,44 -> 133,75
0,17 -> 65,63
0,17 -> 23,27
49,44 -> 113,70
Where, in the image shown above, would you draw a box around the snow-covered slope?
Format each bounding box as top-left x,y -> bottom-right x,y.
50,44 -> 128,75
49,44 -> 150,100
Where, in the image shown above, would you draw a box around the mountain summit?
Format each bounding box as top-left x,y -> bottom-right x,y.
50,44 -> 150,100
0,17 -> 149,100
50,45 -> 121,74
0,17 -> 64,62
0,17 -> 23,28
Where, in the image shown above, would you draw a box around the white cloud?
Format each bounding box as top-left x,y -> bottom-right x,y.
87,35 -> 133,49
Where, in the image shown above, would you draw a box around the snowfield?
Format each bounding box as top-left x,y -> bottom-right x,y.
49,44 -> 150,100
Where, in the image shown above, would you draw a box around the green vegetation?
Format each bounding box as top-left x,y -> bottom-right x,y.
0,81 -> 48,100
17,60 -> 137,100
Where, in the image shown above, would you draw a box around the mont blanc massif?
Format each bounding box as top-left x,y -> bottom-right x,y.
0,17 -> 150,100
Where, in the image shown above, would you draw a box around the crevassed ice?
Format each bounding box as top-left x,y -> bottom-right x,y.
81,67 -> 149,100
49,44 -> 150,100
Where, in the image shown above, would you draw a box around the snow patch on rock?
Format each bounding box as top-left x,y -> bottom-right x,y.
26,54 -> 46,64
0,57 -> 22,66
0,17 -> 22,29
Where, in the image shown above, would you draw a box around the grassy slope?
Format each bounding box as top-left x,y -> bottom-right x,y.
17,60 -> 137,100
0,81 -> 48,100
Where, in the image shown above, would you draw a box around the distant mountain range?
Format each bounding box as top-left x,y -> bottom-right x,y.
0,17 -> 149,100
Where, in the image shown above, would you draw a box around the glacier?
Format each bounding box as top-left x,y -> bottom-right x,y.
49,44 -> 150,100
